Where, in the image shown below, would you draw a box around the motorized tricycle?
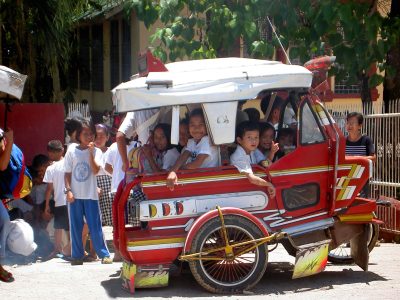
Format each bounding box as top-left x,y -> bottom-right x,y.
111,52 -> 380,294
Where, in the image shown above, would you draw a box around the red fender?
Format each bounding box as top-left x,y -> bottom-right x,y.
182,207 -> 269,254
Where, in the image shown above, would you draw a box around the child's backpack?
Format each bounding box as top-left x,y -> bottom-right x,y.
0,144 -> 32,200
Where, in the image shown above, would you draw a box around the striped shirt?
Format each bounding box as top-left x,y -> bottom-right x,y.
345,135 -> 375,156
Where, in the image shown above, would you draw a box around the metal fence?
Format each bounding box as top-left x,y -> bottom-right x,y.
67,102 -> 91,120
326,99 -> 400,200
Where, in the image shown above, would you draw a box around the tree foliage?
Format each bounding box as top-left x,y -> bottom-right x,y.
126,0 -> 400,103
0,0 -> 107,102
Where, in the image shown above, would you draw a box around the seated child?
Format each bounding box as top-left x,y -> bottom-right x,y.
256,122 -> 279,165
166,108 -> 219,190
275,128 -> 296,159
244,108 -> 260,123
177,118 -> 190,153
29,154 -> 51,225
230,121 -> 275,197
143,123 -> 180,172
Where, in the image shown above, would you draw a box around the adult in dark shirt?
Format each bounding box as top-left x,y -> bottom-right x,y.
345,112 -> 376,197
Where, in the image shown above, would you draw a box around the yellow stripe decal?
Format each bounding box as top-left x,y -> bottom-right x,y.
127,237 -> 186,247
338,213 -> 373,222
142,172 -> 266,188
337,164 -> 357,200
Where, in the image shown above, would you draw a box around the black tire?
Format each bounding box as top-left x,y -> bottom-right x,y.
188,215 -> 268,294
328,223 -> 379,264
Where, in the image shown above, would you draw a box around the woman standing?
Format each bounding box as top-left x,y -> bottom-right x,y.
345,112 -> 376,198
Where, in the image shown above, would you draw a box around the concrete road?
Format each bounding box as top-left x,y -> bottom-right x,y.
1,240 -> 399,300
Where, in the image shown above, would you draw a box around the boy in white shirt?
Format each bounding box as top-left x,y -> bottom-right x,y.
230,121 -> 275,197
43,140 -> 71,258
166,108 -> 219,190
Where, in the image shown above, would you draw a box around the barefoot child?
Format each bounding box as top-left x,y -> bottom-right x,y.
230,121 -> 276,196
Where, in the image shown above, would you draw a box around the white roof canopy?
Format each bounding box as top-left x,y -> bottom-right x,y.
112,58 -> 312,112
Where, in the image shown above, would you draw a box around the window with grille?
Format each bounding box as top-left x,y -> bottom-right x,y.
334,73 -> 361,94
79,27 -> 90,90
91,24 -> 104,91
258,17 -> 273,42
110,20 -> 120,89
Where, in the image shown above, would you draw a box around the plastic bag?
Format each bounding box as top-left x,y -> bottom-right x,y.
7,219 -> 37,256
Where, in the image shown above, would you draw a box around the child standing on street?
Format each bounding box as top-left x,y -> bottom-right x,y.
64,119 -> 112,265
43,140 -> 71,259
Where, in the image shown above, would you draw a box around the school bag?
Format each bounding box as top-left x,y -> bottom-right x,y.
0,144 -> 32,200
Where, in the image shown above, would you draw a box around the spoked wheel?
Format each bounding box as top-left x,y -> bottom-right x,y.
189,215 -> 268,294
328,223 -> 379,264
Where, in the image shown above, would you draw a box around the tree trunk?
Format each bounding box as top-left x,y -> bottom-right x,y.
383,0 -> 400,112
51,62 -> 61,103
360,74 -> 372,114
27,34 -> 37,103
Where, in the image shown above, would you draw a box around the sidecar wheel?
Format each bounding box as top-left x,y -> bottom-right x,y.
188,215 -> 268,294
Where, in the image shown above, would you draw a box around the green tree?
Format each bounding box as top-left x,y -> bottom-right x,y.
0,0 -> 107,103
126,0 -> 400,105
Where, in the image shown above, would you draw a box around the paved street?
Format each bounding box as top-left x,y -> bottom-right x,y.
1,227 -> 399,300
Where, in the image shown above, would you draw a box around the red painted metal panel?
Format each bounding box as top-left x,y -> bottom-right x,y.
0,103 -> 65,165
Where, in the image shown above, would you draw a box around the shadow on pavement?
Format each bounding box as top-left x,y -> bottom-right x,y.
253,261 -> 388,295
100,261 -> 388,298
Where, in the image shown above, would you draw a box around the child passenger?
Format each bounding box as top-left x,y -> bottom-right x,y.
257,122 -> 279,164
230,121 -> 275,196
166,108 -> 219,190
64,119 -> 112,265
143,123 -> 180,172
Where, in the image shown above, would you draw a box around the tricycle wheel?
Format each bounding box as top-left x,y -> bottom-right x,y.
328,223 -> 379,264
189,215 -> 268,294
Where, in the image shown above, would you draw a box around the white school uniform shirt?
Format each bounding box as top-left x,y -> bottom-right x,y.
64,146 -> 103,200
254,148 -> 267,161
30,184 -> 47,205
43,159 -> 66,207
118,108 -> 171,144
161,148 -> 180,171
186,136 -> 219,168
105,141 -> 138,193
230,145 -> 264,174
96,148 -> 109,176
